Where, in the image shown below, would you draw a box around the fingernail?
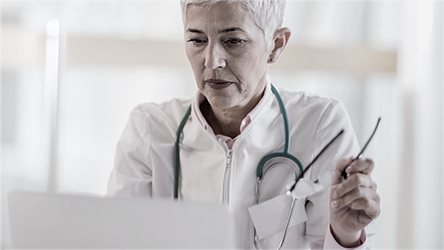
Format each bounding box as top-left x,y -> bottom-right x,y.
331,200 -> 339,208
346,166 -> 352,174
333,191 -> 338,199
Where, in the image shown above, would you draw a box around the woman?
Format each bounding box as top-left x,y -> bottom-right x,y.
106,0 -> 380,249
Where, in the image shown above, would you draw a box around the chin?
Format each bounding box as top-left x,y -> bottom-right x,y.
207,96 -> 236,110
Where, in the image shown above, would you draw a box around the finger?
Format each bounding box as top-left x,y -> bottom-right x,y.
333,173 -> 375,199
350,195 -> 381,219
332,157 -> 354,186
335,156 -> 354,173
349,197 -> 380,221
332,187 -> 381,218
345,158 -> 374,177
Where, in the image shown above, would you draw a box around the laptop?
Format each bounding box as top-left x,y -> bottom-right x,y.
8,191 -> 235,249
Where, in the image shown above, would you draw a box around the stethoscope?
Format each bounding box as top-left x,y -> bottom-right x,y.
172,84 -> 343,249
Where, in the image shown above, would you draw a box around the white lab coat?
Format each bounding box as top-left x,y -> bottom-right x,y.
106,85 -> 360,249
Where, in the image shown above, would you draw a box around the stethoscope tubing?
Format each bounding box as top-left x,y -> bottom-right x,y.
174,106 -> 191,199
254,85 -> 304,179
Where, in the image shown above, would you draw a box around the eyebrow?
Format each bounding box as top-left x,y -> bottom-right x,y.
220,27 -> 244,33
186,27 -> 245,34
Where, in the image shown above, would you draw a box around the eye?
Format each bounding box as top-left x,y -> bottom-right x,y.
224,38 -> 245,46
187,38 -> 207,46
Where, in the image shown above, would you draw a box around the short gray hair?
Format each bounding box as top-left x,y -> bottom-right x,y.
180,0 -> 286,49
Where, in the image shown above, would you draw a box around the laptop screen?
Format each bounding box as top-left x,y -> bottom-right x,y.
8,191 -> 234,249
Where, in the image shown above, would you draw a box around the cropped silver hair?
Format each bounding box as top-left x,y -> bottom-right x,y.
180,0 -> 286,49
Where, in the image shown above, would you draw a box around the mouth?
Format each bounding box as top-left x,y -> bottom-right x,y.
204,79 -> 233,90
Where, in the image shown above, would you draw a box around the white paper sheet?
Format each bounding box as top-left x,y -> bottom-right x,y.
248,194 -> 308,240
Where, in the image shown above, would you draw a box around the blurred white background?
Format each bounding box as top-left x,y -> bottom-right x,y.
1,0 -> 443,249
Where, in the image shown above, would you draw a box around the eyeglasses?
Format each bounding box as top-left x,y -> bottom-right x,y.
287,117 -> 381,196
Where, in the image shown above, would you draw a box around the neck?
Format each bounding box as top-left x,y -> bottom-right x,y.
200,101 -> 242,138
200,89 -> 265,139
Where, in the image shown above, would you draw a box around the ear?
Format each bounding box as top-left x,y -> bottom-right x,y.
268,27 -> 291,64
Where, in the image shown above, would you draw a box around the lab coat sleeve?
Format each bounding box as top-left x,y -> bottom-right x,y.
303,99 -> 361,249
324,226 -> 370,250
106,105 -> 153,197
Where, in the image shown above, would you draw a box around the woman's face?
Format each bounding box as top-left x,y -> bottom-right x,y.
184,2 -> 271,112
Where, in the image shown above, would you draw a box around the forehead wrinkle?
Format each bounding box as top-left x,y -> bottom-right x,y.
185,2 -> 254,34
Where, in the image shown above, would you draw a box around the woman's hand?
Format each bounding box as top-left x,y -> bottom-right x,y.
329,157 -> 381,247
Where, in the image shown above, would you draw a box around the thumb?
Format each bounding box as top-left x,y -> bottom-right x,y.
331,157 -> 353,186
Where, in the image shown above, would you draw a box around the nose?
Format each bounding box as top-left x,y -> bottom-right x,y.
204,42 -> 226,69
